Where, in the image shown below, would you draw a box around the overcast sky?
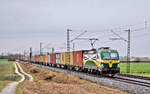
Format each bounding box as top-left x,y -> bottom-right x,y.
0,0 -> 150,57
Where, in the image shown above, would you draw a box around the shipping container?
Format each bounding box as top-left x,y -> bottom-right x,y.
44,54 -> 47,63
45,54 -> 48,63
60,52 -> 65,65
50,53 -> 56,63
41,55 -> 44,63
60,52 -> 74,65
23,56 -> 29,62
39,55 -> 42,63
36,55 -> 39,63
33,55 -> 36,63
48,54 -> 50,63
34,56 -> 36,62
73,50 -> 83,67
56,53 -> 60,64
70,52 -> 74,65
34,55 -> 39,63
65,52 -> 69,65
65,52 -> 74,65
35,55 -> 39,63
31,56 -> 33,62
41,55 -> 43,63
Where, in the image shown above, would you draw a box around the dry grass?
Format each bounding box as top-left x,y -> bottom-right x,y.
0,81 -> 12,92
129,73 -> 150,77
0,60 -> 20,92
19,63 -> 128,94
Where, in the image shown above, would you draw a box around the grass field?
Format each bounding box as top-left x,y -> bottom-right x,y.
120,62 -> 150,75
0,59 -> 20,91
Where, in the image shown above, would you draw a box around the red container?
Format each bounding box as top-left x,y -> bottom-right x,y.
33,55 -> 36,63
36,55 -> 39,63
43,54 -> 46,63
37,55 -> 40,63
50,53 -> 56,63
35,55 -> 37,62
73,50 -> 83,67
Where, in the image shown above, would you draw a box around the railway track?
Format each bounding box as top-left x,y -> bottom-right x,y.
112,76 -> 150,87
117,73 -> 150,80
22,62 -> 150,94
31,62 -> 150,87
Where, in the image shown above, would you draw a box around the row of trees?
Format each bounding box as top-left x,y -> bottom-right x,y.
0,54 -> 24,61
0,55 -> 8,59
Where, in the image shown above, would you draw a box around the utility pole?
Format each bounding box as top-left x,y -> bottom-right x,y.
110,29 -> 131,73
24,50 -> 26,57
67,29 -> 72,52
126,29 -> 131,73
67,29 -> 72,67
29,47 -> 32,63
40,42 -> 42,55
52,48 -> 54,53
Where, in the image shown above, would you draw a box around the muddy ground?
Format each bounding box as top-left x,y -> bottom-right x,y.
19,63 -> 128,94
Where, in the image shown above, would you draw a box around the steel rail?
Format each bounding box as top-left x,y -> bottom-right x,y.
117,73 -> 150,80
112,76 -> 150,87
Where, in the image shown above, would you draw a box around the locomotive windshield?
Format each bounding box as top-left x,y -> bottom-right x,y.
102,52 -> 119,60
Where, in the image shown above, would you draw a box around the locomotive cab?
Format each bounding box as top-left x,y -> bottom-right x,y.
97,47 -> 120,74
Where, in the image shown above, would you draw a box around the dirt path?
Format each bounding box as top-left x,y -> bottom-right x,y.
16,62 -> 33,81
0,62 -> 33,94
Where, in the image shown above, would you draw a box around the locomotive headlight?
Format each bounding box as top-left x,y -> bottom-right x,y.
117,60 -> 120,68
117,63 -> 120,68
101,61 -> 104,68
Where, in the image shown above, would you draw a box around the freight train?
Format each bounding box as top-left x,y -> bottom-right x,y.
23,47 -> 120,76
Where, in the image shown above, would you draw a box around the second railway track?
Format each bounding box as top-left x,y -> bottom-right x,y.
111,76 -> 150,87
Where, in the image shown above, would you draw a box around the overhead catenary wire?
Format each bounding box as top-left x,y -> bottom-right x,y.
8,20 -> 150,55
87,20 -> 150,39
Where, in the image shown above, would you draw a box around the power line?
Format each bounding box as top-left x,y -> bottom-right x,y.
131,32 -> 150,38
86,20 -> 150,38
110,30 -> 127,42
132,25 -> 150,32
110,29 -> 131,73
70,30 -> 87,42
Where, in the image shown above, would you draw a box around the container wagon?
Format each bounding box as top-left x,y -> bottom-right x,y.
26,47 -> 120,76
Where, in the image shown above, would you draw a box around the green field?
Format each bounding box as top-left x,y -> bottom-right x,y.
0,59 -> 20,91
120,62 -> 150,74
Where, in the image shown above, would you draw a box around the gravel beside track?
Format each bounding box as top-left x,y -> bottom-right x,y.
32,63 -> 150,94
